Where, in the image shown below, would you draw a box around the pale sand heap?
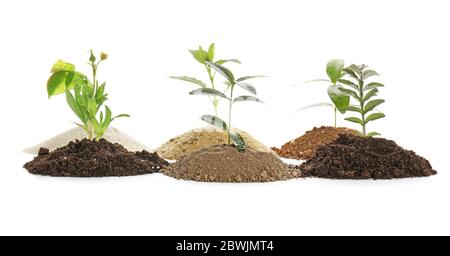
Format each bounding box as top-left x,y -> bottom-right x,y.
24,127 -> 151,154
156,127 -> 275,160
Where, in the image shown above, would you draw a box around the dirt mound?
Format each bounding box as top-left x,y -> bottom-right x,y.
156,127 -> 275,160
300,134 -> 437,179
273,126 -> 357,160
24,139 -> 168,177
163,145 -> 301,183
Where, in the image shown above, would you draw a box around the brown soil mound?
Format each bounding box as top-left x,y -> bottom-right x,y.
157,127 -> 275,160
300,134 -> 437,179
163,145 -> 301,183
24,139 -> 169,177
273,126 -> 357,160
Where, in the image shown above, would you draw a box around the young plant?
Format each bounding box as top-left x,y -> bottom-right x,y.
299,59 -> 350,127
47,50 -> 129,141
190,62 -> 264,151
339,64 -> 385,137
170,43 -> 241,116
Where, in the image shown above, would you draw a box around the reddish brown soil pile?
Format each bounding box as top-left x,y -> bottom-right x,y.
24,139 -> 168,177
273,126 -> 357,160
163,145 -> 301,183
300,134 -> 437,179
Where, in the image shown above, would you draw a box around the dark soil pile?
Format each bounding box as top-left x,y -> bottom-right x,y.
163,145 -> 301,183
300,134 -> 437,179
24,139 -> 169,177
273,126 -> 357,160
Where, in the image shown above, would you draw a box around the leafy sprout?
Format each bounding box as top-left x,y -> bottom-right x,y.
46,50 -> 129,141
339,64 -> 385,137
190,62 -> 264,151
298,59 -> 350,127
170,43 -> 241,116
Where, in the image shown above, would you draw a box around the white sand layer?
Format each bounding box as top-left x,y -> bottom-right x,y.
24,127 -> 151,154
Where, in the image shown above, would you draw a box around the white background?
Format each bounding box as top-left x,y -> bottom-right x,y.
0,0 -> 449,235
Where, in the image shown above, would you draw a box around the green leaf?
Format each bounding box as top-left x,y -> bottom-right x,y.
229,130 -> 246,152
326,59 -> 345,84
189,47 -> 208,64
51,60 -> 75,73
207,43 -> 215,62
338,87 -> 361,102
363,82 -> 384,91
215,59 -> 241,65
345,106 -> 363,113
170,76 -> 207,88
345,117 -> 364,125
189,88 -> 230,100
112,114 -> 130,121
343,68 -> 359,80
363,88 -> 379,102
206,61 -> 235,83
328,85 -> 350,114
347,64 -> 363,77
87,98 -> 97,117
362,70 -> 379,80
236,82 -> 257,95
233,96 -> 264,104
295,103 -> 334,113
364,99 -> 385,114
201,115 -> 228,131
236,76 -> 265,82
338,79 -> 359,90
365,112 -> 385,124
47,71 -> 87,98
102,106 -> 112,130
66,90 -> 83,122
366,132 -> 381,137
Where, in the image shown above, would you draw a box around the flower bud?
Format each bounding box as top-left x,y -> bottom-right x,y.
100,52 -> 108,61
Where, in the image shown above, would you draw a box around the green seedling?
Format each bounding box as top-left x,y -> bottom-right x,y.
339,64 -> 385,137
171,43 -> 241,116
190,62 -> 264,151
299,59 -> 350,127
47,50 -> 129,141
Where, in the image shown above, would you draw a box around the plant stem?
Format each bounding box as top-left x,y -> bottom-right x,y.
87,122 -> 94,140
334,107 -> 337,128
359,79 -> 366,137
228,86 -> 234,145
206,65 -> 219,116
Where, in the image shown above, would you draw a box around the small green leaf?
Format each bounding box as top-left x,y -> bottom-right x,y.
233,96 -> 264,104
343,68 -> 359,80
344,105 -> 363,113
170,76 -> 207,88
206,61 -> 235,83
366,132 -> 381,137
236,82 -> 257,95
102,106 -> 112,130
201,115 -> 228,131
215,59 -> 241,65
363,88 -> 379,102
326,59 -> 345,84
189,47 -> 208,64
362,70 -> 379,80
229,130 -> 246,152
112,113 -> 130,121
338,79 -> 359,90
295,103 -> 334,113
189,88 -> 230,100
236,76 -> 265,82
364,99 -> 385,114
87,98 -> 97,117
345,117 -> 364,125
47,71 -> 87,98
347,64 -> 363,77
207,43 -> 215,61
66,90 -> 82,121
363,82 -> 384,91
328,85 -> 350,114
51,60 -> 75,73
365,112 -> 385,124
338,87 -> 361,102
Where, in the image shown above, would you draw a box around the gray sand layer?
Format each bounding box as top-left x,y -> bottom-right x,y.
24,127 -> 151,154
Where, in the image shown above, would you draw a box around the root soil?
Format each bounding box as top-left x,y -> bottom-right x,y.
24,139 -> 168,177
157,127 -> 275,160
300,134 -> 437,179
163,145 -> 301,183
273,126 -> 357,160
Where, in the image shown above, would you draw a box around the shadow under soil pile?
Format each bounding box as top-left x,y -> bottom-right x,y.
24,139 -> 169,177
163,145 -> 301,183
300,134 -> 437,179
273,126 -> 357,160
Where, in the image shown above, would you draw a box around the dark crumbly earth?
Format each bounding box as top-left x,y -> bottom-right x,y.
272,126 -> 357,160
24,139 -> 169,177
163,144 -> 301,183
300,134 -> 437,179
